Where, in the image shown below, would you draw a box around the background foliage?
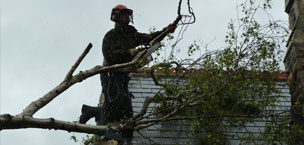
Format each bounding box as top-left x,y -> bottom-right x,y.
134,0 -> 303,144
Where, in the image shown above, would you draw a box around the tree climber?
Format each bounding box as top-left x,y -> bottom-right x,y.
79,4 -> 177,143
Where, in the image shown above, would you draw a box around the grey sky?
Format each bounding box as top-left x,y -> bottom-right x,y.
0,0 -> 288,145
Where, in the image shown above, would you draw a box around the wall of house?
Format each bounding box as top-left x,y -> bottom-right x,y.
284,0 -> 304,130
129,76 -> 291,145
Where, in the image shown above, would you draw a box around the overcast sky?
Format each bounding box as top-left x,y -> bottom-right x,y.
0,0 -> 288,145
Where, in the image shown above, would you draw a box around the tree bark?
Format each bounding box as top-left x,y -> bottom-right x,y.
0,114 -> 113,134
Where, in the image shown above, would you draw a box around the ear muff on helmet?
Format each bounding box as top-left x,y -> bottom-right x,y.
111,12 -> 120,22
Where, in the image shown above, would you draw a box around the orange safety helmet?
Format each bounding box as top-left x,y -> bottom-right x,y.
111,4 -> 133,23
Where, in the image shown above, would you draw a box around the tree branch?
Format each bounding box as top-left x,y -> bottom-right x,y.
131,96 -> 154,121
19,50 -> 147,117
64,43 -> 93,82
0,114 -> 111,135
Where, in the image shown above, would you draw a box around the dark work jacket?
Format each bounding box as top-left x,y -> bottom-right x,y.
97,25 -> 165,126
102,24 -> 164,66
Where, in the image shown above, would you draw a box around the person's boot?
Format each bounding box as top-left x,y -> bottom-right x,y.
79,104 -> 100,124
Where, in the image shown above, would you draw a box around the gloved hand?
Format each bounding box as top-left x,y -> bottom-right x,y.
129,48 -> 139,56
165,23 -> 177,33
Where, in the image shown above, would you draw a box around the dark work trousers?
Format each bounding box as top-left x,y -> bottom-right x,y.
96,72 -> 134,141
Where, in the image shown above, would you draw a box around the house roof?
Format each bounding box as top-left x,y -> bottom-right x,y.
130,67 -> 287,80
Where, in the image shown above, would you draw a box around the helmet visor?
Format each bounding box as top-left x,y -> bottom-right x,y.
120,9 -> 133,16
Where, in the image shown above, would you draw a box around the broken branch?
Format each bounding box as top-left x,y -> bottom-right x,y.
19,50 -> 146,117
64,43 -> 93,82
